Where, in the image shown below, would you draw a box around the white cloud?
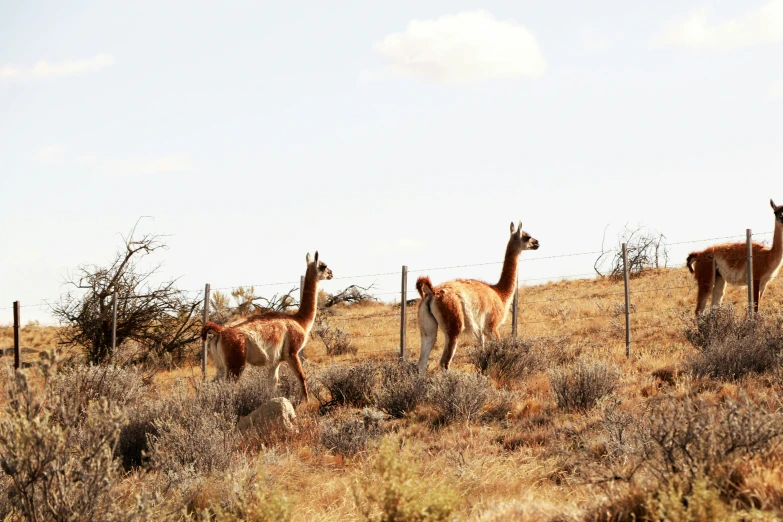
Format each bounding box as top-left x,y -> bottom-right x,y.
769,77 -> 783,99
0,54 -> 115,82
656,1 -> 783,51
373,10 -> 545,84
35,144 -> 67,165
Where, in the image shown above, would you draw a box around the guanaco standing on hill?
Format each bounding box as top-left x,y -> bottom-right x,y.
201,252 -> 333,401
415,221 -> 539,375
687,200 -> 783,316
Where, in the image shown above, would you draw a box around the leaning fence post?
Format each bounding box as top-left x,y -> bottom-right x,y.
202,283 -> 211,379
400,265 -> 408,359
111,291 -> 118,355
13,301 -> 20,370
511,274 -> 519,338
622,243 -> 631,357
747,229 -> 754,318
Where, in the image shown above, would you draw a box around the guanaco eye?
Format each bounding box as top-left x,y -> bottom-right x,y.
522,235 -> 531,241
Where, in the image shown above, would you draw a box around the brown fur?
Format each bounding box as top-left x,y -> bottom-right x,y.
203,252 -> 333,401
688,200 -> 783,315
416,221 -> 539,374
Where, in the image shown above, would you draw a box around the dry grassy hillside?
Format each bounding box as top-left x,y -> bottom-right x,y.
3,266 -> 783,521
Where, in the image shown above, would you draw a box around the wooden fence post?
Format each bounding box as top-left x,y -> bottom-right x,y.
511,274 -> 519,338
400,265 -> 408,359
13,301 -> 20,370
300,275 -> 305,304
111,291 -> 118,355
202,283 -> 211,379
747,229 -> 754,318
623,243 -> 631,357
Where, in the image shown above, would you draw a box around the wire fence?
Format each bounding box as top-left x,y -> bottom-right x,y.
2,228 -> 779,368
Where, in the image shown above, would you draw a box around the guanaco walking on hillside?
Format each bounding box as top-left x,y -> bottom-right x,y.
415,221 -> 539,375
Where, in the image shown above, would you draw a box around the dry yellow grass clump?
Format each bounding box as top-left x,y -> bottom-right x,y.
4,266 -> 783,521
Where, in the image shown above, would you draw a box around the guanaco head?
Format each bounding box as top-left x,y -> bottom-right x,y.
509,221 -> 539,251
306,251 -> 333,281
771,200 -> 783,227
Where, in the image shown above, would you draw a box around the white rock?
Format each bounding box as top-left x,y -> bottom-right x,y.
237,397 -> 297,433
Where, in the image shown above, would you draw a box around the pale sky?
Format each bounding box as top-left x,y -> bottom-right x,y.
2,1 -> 782,324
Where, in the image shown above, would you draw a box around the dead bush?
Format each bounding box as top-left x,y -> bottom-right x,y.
467,337 -> 543,385
313,316 -> 356,356
375,360 -> 427,418
315,362 -> 377,409
548,360 -> 618,411
427,371 -> 493,425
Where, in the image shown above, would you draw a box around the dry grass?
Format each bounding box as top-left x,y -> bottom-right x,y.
5,267 -> 783,520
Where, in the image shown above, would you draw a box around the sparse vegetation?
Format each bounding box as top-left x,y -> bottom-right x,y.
548,359 -> 619,411
6,267 -> 783,519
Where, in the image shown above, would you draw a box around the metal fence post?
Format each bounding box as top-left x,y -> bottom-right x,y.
747,229 -> 754,318
13,301 -> 20,370
400,265 -> 408,359
111,291 -> 118,355
202,283 -> 211,379
623,243 -> 631,357
511,274 -> 518,338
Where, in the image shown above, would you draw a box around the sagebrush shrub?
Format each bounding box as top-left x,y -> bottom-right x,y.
316,362 -> 377,408
684,309 -> 783,380
51,363 -> 148,414
148,381 -> 239,481
0,363 -> 127,522
593,392 -> 783,515
375,361 -> 426,418
427,371 -> 493,424
548,360 -> 618,411
320,413 -> 382,457
467,337 -> 542,385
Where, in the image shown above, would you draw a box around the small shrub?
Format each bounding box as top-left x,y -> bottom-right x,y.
314,316 -> 356,356
51,363 -> 148,413
684,309 -> 783,380
427,371 -> 492,425
355,437 -> 459,521
375,361 -> 427,418
683,305 -> 755,350
208,468 -> 292,522
320,412 -> 383,457
148,381 -> 239,480
467,337 -> 542,385
316,362 -> 377,409
548,360 -> 618,411
0,364 -> 126,522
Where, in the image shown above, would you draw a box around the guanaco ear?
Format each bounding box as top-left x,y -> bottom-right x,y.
314,251 -> 319,263
510,222 -> 516,234
772,199 -> 777,211
517,220 -> 523,234
306,252 -> 312,264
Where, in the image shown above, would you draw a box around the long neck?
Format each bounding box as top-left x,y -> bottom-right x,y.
770,221 -> 783,264
492,241 -> 520,304
295,267 -> 319,326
